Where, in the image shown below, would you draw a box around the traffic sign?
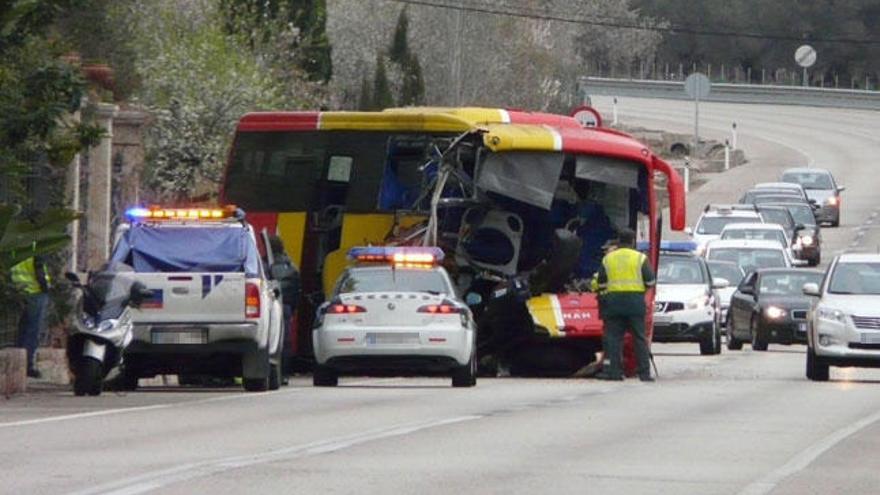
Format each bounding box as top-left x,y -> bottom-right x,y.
570,105 -> 602,128
685,73 -> 711,99
795,45 -> 817,68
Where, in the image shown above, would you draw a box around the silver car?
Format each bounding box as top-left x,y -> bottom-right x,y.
312,247 -> 477,387
781,167 -> 845,227
804,254 -> 880,381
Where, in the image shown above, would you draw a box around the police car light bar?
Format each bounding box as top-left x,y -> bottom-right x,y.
348,246 -> 445,265
125,205 -> 238,221
636,241 -> 698,253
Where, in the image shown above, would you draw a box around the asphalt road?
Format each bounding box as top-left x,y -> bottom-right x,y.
4,99 -> 880,495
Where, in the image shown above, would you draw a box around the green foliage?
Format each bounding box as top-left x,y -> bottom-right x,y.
634,0 -> 880,83
357,72 -> 372,110
389,7 -> 409,65
0,204 -> 79,271
372,53 -> 394,110
220,0 -> 333,83
399,53 -> 425,107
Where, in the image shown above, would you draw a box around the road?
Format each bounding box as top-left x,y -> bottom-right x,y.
4,99 -> 880,495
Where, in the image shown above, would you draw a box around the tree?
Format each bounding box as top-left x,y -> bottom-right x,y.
389,6 -> 409,65
357,72 -> 372,110
399,53 -> 425,106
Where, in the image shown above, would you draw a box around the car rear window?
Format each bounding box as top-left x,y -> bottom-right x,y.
336,268 -> 449,294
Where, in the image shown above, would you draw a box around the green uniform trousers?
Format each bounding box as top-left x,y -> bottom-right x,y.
603,314 -> 651,379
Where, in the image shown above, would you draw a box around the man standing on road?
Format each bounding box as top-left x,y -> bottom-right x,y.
594,229 -> 655,382
10,254 -> 51,379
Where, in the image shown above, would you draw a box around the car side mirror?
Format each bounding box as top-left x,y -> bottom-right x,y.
711,278 -> 729,290
838,186 -> 846,193
465,292 -> 483,306
803,282 -> 821,297
65,272 -> 82,286
684,227 -> 693,236
739,286 -> 754,295
794,223 -> 806,231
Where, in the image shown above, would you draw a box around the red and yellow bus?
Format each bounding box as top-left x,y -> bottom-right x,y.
220,107 -> 686,375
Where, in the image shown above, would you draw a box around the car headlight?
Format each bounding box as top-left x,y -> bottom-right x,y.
687,295 -> 710,310
817,306 -> 847,324
826,196 -> 840,206
799,235 -> 814,246
764,306 -> 786,319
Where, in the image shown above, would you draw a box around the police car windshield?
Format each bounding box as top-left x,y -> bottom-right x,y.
337,268 -> 449,295
707,261 -> 745,286
658,257 -> 705,284
708,248 -> 787,272
696,216 -> 755,235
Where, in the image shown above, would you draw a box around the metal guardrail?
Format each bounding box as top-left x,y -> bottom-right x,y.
580,77 -> 880,110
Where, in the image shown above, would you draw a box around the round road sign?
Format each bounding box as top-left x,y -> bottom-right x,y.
570,105 -> 602,128
685,73 -> 711,99
795,45 -> 817,68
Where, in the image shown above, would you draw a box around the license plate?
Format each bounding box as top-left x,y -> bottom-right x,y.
653,314 -> 673,324
798,323 -> 808,333
151,328 -> 208,345
860,332 -> 880,345
365,333 -> 420,345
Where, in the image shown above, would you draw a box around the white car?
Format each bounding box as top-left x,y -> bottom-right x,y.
652,247 -> 728,355
720,222 -> 793,259
704,239 -> 798,274
706,260 -> 745,326
688,206 -> 763,254
804,253 -> 880,381
752,182 -> 811,202
312,247 -> 477,387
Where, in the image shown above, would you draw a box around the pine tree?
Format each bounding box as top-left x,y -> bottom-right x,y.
399,53 -> 426,106
293,0 -> 333,82
372,54 -> 394,110
390,7 -> 409,65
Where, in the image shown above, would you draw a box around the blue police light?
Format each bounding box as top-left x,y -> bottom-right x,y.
348,246 -> 445,264
635,241 -> 698,253
125,207 -> 151,220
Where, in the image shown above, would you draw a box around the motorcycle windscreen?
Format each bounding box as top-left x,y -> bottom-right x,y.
476,152 -> 563,210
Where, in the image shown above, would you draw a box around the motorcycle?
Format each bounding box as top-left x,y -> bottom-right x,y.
65,263 -> 151,396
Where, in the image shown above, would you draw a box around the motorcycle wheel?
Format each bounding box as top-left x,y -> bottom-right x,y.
74,357 -> 104,396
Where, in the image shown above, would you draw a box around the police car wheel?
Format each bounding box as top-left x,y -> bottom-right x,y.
313,365 -> 338,387
452,354 -> 477,388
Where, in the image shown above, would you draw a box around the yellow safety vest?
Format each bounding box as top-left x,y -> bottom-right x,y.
10,257 -> 48,295
602,248 -> 646,293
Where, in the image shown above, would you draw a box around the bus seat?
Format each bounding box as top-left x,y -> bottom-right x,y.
455,208 -> 523,276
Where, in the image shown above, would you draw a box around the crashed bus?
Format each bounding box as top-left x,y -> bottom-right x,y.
220,107 -> 686,376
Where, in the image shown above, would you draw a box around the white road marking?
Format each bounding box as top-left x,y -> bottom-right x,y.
737,408 -> 880,495
0,405 -> 171,429
0,378 -> 406,429
66,415 -> 483,495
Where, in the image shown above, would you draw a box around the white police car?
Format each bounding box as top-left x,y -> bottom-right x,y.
312,247 -> 477,387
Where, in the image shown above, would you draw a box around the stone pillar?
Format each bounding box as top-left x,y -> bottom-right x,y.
65,101 -> 84,273
85,102 -> 119,270
112,109 -> 148,208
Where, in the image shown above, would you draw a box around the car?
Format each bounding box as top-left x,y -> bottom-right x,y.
719,222 -> 791,253
765,201 -> 822,266
687,205 -> 763,254
727,268 -> 824,350
753,182 -> 810,201
804,254 -> 880,381
312,246 -> 477,387
781,167 -> 845,227
754,204 -> 798,242
111,206 -> 286,392
748,193 -> 814,208
652,246 -> 728,355
706,260 -> 745,327
704,239 -> 797,274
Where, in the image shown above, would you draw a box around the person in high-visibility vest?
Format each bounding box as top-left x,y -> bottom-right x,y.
10,255 -> 51,378
594,229 -> 656,382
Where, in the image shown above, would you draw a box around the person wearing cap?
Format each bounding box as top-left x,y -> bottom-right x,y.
594,228 -> 655,382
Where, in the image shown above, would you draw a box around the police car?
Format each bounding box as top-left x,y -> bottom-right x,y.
312,247 -> 477,387
651,242 -> 728,355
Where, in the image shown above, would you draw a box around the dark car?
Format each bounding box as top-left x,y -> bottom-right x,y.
727,268 -> 824,351
766,201 -> 822,266
740,189 -> 805,206
781,167 -> 844,227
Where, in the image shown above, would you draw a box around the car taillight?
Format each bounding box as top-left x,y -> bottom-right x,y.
326,304 -> 366,314
417,303 -> 464,314
245,282 -> 260,318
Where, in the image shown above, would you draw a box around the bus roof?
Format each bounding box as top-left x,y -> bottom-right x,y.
236,108 -> 651,164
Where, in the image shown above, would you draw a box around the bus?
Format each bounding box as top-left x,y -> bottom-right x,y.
220,107 -> 686,376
